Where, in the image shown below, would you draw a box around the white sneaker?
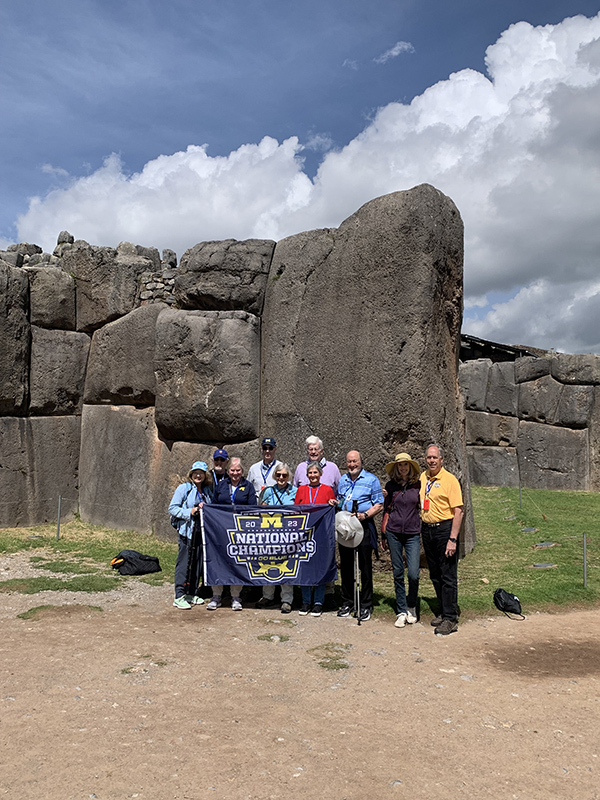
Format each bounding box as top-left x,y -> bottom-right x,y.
207,596 -> 222,611
406,607 -> 417,624
395,613 -> 407,628
231,597 -> 243,611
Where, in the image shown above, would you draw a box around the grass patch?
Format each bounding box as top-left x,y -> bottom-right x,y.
32,559 -> 101,575
308,642 -> 351,670
17,604 -> 103,620
0,575 -> 122,594
257,633 -> 290,642
0,520 -> 178,593
374,485 -> 600,620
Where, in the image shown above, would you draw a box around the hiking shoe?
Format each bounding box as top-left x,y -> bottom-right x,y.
430,615 -> 443,627
188,595 -> 205,605
281,602 -> 292,614
256,596 -> 277,609
173,596 -> 191,610
311,604 -> 323,617
359,607 -> 372,622
406,607 -> 417,624
435,619 -> 458,636
231,597 -> 243,611
337,603 -> 353,618
206,596 -> 222,611
299,603 -> 311,616
395,613 -> 407,628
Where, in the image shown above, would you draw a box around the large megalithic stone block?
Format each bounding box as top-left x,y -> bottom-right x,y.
151,438 -> 261,541
467,446 -> 519,488
154,309 -> 260,443
0,262 -> 29,415
24,266 -> 76,330
517,420 -> 588,490
29,327 -> 91,415
61,241 -> 155,333
79,405 -> 161,532
174,239 -> 275,315
261,184 -> 474,551
0,416 -> 80,525
84,304 -> 167,406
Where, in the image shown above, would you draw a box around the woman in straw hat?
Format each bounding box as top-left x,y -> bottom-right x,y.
381,453 -> 422,628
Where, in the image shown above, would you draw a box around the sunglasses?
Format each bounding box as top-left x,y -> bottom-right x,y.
275,472 -> 288,478
262,445 -> 274,451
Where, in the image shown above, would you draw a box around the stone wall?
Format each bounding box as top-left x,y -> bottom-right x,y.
460,354 -> 600,491
0,185 -> 475,552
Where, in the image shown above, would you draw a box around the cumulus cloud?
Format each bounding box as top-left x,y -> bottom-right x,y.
15,13 -> 600,352
373,40 -> 415,64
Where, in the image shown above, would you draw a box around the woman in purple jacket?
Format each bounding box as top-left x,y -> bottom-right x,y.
381,453 -> 422,628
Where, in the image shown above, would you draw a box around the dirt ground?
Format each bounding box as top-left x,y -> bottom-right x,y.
1,574 -> 599,800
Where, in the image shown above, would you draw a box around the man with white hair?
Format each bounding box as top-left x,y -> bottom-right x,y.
293,435 -> 341,492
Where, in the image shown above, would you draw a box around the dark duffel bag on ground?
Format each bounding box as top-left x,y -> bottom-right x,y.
110,549 -> 162,576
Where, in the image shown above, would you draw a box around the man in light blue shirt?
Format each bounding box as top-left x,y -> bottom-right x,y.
333,450 -> 383,622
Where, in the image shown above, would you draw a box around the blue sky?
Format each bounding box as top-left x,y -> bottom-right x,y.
2,0 -> 600,352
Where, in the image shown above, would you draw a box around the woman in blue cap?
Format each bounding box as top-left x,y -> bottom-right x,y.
169,461 -> 213,609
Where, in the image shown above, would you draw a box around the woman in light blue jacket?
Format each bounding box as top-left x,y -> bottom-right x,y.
169,461 -> 212,609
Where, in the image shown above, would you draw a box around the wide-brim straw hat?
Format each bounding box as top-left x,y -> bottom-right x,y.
385,452 -> 421,477
335,510 -> 364,548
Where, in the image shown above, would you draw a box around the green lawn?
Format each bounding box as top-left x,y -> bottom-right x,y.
374,485 -> 600,620
1,487 -> 598,621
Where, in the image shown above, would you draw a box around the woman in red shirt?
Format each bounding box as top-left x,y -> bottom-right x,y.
294,462 -> 335,616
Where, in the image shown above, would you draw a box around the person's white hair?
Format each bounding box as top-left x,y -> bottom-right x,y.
305,435 -> 323,450
229,456 -> 244,474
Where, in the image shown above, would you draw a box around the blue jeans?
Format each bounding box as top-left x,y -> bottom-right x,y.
301,584 -> 326,606
386,532 -> 420,614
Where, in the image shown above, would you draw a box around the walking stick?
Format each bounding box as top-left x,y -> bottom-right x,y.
355,546 -> 361,626
183,507 -> 201,597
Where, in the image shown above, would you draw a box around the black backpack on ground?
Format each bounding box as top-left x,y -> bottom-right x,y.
111,549 -> 162,576
493,587 -> 525,619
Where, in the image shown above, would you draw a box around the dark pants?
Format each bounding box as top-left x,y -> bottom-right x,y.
174,533 -> 203,598
339,519 -> 375,610
422,520 -> 458,621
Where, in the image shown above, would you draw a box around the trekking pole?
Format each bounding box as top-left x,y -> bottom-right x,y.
583,532 -> 587,588
201,506 -> 207,587
355,548 -> 361,626
184,508 -> 200,597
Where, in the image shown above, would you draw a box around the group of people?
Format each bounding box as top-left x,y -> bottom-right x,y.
168,435 -> 464,635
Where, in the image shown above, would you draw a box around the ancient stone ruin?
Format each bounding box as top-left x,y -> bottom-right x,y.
460,353 -> 600,491
0,184 -> 472,548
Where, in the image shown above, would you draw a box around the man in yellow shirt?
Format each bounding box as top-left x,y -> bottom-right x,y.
420,444 -> 464,635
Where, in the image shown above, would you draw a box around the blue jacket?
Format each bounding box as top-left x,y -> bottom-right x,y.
213,477 -> 257,505
169,481 -> 211,539
261,483 -> 297,506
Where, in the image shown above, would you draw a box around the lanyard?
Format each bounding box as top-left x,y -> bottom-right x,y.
309,485 -> 320,504
229,482 -> 237,501
261,461 -> 276,482
195,488 -> 202,505
343,474 -> 361,510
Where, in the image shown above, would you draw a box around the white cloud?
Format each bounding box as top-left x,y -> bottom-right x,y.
342,58 -> 359,70
15,13 -> 600,352
374,41 -> 415,64
41,164 -> 69,177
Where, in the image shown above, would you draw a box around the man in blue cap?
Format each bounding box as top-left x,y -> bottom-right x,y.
210,448 -> 229,500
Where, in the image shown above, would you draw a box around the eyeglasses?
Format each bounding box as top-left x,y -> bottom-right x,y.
214,458 -> 227,463
262,445 -> 274,451
275,473 -> 288,479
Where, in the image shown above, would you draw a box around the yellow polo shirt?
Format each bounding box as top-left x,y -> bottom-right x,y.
419,467 -> 463,524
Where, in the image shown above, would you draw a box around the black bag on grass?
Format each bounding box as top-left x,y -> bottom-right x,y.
493,587 -> 525,619
111,549 -> 161,576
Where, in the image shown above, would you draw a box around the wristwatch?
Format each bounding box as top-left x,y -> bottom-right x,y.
448,537 -> 457,543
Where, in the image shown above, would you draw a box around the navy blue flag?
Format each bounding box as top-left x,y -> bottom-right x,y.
202,504 -> 337,586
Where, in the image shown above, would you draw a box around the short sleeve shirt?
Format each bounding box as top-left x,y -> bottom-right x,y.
419,467 -> 463,523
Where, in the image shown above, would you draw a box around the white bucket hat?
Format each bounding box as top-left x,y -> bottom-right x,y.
335,510 -> 364,548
